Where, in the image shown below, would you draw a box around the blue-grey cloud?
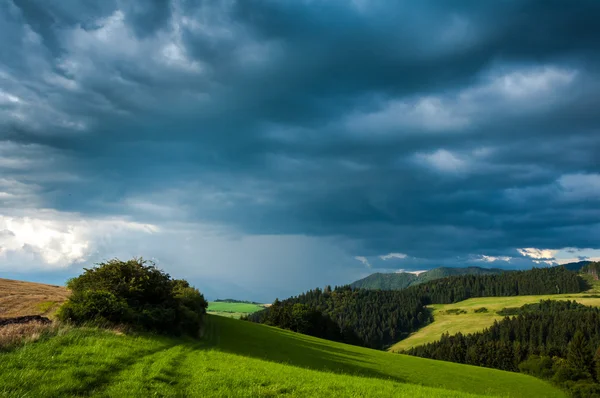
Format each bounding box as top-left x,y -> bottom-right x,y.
1,0 -> 600,300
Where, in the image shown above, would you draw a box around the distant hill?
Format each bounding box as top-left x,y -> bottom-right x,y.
349,272 -> 419,290
0,278 -> 69,319
351,262 -> 594,291
350,266 -> 505,290
214,298 -> 262,305
560,260 -> 591,272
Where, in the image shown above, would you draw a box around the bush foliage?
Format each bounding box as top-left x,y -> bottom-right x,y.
58,258 -> 207,336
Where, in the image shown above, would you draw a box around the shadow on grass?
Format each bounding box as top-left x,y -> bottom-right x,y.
35,328 -> 206,397
61,342 -> 182,397
204,315 -> 407,384
25,315 -> 403,396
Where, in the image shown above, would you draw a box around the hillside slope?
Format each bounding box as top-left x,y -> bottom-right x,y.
391,291 -> 600,352
350,266 -> 505,290
0,315 -> 564,397
350,272 -> 419,290
562,260 -> 591,272
0,278 -> 69,318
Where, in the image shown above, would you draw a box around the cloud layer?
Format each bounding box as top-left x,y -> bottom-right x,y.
1,0 -> 600,300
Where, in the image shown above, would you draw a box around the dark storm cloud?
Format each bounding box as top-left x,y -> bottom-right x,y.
1,0 -> 600,270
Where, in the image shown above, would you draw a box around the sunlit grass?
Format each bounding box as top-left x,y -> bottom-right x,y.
0,315 -> 564,397
390,292 -> 600,352
207,302 -> 264,319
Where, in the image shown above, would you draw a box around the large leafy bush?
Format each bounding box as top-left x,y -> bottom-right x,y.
58,258 -> 207,336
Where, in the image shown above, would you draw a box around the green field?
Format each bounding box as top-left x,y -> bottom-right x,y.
0,315 -> 564,397
390,292 -> 600,352
207,301 -> 265,319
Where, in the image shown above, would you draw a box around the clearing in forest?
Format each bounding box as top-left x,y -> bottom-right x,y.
390,291 -> 600,352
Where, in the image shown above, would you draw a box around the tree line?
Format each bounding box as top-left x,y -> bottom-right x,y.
404,266 -> 587,304
582,262 -> 600,280
247,266 -> 586,349
405,300 -> 600,397
246,286 -> 431,348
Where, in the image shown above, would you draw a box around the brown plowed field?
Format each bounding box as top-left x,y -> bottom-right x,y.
0,278 -> 69,319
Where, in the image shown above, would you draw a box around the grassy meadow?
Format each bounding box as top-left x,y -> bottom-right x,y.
207,301 -> 265,319
391,292 -> 600,352
0,314 -> 564,398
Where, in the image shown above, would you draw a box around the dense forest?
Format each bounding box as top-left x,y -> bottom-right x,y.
405,266 -> 587,304
405,300 -> 600,397
246,286 -> 431,348
563,261 -> 592,272
248,266 -> 586,349
582,262 -> 600,280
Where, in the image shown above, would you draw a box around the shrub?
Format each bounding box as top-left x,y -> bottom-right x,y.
496,307 -> 519,316
552,357 -> 591,383
518,355 -> 555,379
445,309 -> 467,315
57,258 -> 207,336
59,290 -> 131,326
565,381 -> 600,398
172,280 -> 208,336
473,307 -> 488,313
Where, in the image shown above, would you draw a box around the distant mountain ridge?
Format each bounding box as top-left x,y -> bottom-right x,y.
350,262 -> 592,291
350,266 -> 507,290
560,260 -> 591,271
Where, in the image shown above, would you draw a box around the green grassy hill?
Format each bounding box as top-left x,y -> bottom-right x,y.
0,315 -> 564,397
350,266 -> 505,290
207,301 -> 265,318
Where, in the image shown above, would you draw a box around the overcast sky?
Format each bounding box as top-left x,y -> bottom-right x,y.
1,0 -> 599,302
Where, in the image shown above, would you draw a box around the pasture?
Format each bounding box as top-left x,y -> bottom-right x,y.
390,292 -> 600,352
207,301 -> 265,319
0,315 -> 564,397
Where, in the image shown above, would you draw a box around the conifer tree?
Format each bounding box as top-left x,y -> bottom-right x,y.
568,330 -> 593,376
594,346 -> 600,382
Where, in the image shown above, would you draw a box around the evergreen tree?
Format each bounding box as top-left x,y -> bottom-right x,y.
594,347 -> 600,382
569,330 -> 593,376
